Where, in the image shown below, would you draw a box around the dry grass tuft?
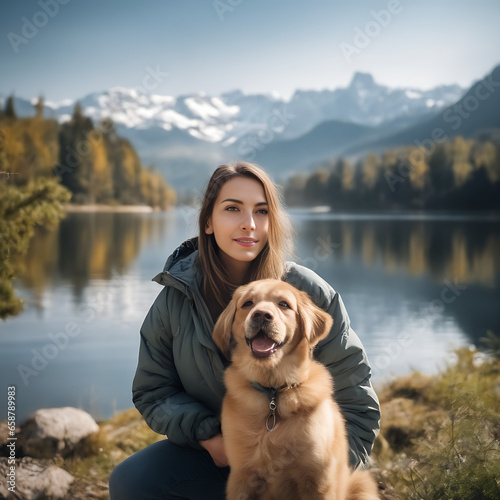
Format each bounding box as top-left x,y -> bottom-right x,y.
373,343 -> 500,500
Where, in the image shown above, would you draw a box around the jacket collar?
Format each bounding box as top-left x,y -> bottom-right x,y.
152,237 -> 201,291
164,237 -> 199,272
152,237 -> 220,353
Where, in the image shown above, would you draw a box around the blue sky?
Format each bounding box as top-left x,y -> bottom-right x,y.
1,0 -> 499,102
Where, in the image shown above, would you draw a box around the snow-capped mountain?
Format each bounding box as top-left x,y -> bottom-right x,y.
0,73 -> 466,190
3,73 -> 463,145
283,73 -> 464,138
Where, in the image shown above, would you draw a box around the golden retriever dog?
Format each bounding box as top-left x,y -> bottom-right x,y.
213,279 -> 379,500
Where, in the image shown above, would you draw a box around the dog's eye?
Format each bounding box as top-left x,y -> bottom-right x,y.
278,301 -> 290,308
242,300 -> 253,308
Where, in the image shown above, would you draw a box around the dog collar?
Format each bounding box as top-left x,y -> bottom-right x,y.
251,381 -> 299,398
250,381 -> 299,431
251,381 -> 279,402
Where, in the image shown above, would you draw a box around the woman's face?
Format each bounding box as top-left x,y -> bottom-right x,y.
205,176 -> 269,280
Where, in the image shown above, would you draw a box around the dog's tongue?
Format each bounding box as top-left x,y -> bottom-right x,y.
251,334 -> 276,354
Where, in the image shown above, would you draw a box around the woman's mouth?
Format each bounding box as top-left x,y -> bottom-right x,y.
234,238 -> 257,247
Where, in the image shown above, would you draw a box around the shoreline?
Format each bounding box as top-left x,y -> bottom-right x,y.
2,346 -> 497,499
63,204 -> 155,213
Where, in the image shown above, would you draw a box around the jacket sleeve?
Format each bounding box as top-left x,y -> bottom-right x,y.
285,264 -> 380,468
132,287 -> 221,449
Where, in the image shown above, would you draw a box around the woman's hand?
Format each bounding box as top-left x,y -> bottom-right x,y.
199,433 -> 229,467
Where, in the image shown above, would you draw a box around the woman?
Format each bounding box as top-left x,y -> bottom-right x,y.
109,162 -> 380,499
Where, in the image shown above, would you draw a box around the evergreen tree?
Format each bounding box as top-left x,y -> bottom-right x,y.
101,118 -> 126,202
284,174 -> 307,206
57,103 -> 95,203
1,106 -> 174,209
304,168 -> 329,206
326,158 -> 350,208
429,143 -> 454,195
5,95 -> 17,119
362,154 -> 381,191
34,95 -> 44,119
284,137 -> 500,211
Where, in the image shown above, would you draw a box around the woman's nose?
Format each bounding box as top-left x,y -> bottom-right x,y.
241,212 -> 256,231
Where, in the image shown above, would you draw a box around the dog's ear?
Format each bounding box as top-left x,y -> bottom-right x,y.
212,289 -> 240,359
298,291 -> 333,347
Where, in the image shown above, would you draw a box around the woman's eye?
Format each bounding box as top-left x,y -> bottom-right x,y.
242,300 -> 253,308
256,208 -> 268,215
225,206 -> 238,212
278,301 -> 290,308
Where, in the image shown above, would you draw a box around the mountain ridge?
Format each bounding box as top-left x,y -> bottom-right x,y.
342,64 -> 500,158
7,67 -> 499,192
1,72 -> 464,144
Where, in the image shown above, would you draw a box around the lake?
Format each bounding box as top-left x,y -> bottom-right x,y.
1,208 -> 499,423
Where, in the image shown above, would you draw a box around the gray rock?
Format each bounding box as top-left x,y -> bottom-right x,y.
20,407 -> 99,458
0,457 -> 74,500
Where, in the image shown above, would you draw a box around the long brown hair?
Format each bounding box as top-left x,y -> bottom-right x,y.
198,162 -> 293,318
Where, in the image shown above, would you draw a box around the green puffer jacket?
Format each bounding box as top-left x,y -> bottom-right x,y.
132,238 -> 380,467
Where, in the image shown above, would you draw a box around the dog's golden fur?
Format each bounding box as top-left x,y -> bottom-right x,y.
213,279 -> 379,500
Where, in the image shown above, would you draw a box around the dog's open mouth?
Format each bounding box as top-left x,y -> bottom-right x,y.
247,331 -> 283,358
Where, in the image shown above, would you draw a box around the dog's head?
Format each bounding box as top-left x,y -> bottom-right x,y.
213,279 -> 333,379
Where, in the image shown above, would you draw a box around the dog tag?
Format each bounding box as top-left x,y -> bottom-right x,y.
266,398 -> 277,431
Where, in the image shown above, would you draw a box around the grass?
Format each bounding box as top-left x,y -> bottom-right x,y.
50,342 -> 500,499
62,407 -> 163,499
373,345 -> 500,499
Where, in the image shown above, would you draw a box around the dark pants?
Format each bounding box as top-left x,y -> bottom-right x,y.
109,440 -> 230,500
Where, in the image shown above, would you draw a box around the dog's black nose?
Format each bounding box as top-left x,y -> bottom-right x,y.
252,310 -> 273,322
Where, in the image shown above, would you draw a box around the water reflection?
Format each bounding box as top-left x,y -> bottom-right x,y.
22,212 -> 500,298
296,217 -> 500,287
294,215 -> 500,348
4,210 -> 499,421
21,212 -> 172,304
20,211 -> 500,350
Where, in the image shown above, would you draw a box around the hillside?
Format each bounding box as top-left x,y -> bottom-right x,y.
3,64 -> 498,195
0,102 -> 176,209
1,72 -> 465,191
254,120 -> 374,176
344,64 -> 500,157
284,135 -> 500,211
257,65 -> 500,179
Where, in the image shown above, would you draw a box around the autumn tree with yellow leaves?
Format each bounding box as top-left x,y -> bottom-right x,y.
285,136 -> 500,210
0,97 -> 176,318
1,96 -> 176,209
